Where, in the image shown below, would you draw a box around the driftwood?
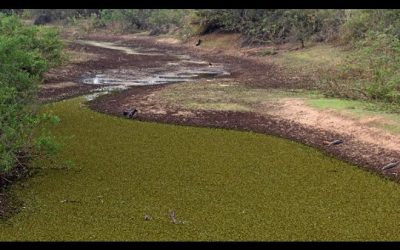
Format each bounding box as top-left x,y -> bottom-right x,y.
328,139 -> 344,146
382,161 -> 400,171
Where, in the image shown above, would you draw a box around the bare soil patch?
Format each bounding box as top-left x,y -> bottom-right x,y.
264,98 -> 400,153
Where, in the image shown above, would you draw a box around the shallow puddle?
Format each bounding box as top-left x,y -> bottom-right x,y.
77,40 -> 231,100
76,40 -> 166,56
82,66 -> 229,87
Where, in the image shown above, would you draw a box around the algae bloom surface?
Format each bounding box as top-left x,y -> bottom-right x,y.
1,98 -> 400,240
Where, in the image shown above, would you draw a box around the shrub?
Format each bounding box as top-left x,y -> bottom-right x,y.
0,14 -> 63,172
322,31 -> 400,105
97,9 -> 189,34
340,10 -> 400,44
195,9 -> 346,46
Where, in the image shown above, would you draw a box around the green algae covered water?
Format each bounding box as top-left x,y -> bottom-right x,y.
2,97 -> 400,241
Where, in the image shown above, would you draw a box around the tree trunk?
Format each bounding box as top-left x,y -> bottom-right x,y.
300,38 -> 305,49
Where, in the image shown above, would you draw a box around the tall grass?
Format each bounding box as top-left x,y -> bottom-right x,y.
320,31 -> 400,108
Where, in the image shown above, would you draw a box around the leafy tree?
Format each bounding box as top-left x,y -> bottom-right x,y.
0,14 -> 63,172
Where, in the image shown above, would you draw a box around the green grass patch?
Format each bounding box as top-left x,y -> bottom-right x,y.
275,44 -> 346,73
156,81 -> 400,135
308,98 -> 366,111
199,34 -> 240,49
308,97 -> 400,135
153,82 -> 288,112
256,48 -> 278,57
370,122 -> 400,134
153,82 -> 400,135
185,102 -> 250,112
3,98 -> 400,240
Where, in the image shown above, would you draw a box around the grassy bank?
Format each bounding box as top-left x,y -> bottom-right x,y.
148,81 -> 400,136
1,98 -> 400,240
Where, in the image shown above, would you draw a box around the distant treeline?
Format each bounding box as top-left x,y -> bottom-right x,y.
7,9 -> 399,45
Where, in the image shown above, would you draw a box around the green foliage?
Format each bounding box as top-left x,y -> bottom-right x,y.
355,32 -> 400,103
147,9 -> 185,28
98,9 -> 191,34
89,13 -> 106,29
196,9 -> 345,45
25,9 -> 100,22
34,134 -> 60,156
340,10 -> 371,42
0,9 -> 12,15
340,10 -> 400,43
99,9 -> 153,32
323,31 -> 400,105
0,14 -> 63,172
257,48 -> 278,56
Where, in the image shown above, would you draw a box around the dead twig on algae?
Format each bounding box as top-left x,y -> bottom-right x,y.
169,210 -> 185,225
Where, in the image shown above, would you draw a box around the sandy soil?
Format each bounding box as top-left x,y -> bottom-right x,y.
263,98 -> 400,153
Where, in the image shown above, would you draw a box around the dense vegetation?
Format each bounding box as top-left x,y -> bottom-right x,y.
0,14 -> 63,173
325,31 -> 400,105
23,9 -> 399,42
